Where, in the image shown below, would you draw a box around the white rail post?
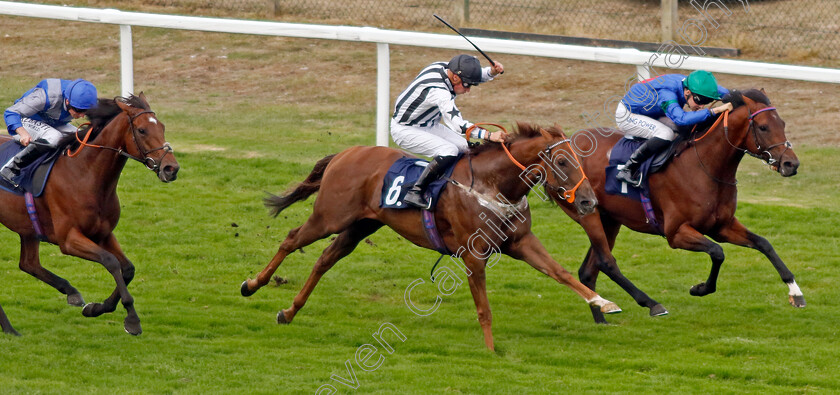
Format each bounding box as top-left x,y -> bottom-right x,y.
376,43 -> 390,147
119,24 -> 134,97
636,64 -> 651,81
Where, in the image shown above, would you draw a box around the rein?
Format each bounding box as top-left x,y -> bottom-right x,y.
468,123 -> 587,203
67,109 -> 173,173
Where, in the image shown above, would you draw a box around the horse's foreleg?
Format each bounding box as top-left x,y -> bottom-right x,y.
242,222 -> 327,297
579,216 -> 666,323
82,234 -> 135,318
506,232 -> 621,315
60,229 -> 140,335
18,236 -> 85,307
277,220 -> 381,325
0,304 -> 20,336
714,218 -> 804,307
667,224 -> 724,296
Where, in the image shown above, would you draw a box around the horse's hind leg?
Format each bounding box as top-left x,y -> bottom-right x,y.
82,234 -> 135,318
18,236 -> 85,307
668,224 -> 724,297
277,219 -> 382,324
60,229 -> 141,335
242,211 -> 358,296
714,218 -> 805,307
579,216 -> 667,324
0,304 -> 20,336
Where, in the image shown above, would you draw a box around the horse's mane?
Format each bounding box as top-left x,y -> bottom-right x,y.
70,94 -> 149,147
721,89 -> 771,108
469,122 -> 563,155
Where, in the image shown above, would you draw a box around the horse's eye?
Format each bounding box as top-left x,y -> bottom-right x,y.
557,159 -> 567,166
138,128 -> 147,135
758,125 -> 768,132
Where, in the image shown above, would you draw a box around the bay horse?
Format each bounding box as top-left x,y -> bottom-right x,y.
554,89 -> 803,323
241,123 -> 622,350
0,93 -> 179,336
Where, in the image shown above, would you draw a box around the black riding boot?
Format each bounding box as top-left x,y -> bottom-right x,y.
615,137 -> 671,187
0,143 -> 48,186
403,155 -> 458,209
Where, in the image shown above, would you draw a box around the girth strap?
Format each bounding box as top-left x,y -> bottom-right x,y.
24,192 -> 48,242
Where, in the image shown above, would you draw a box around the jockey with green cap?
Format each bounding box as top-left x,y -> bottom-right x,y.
2,78 -> 98,186
614,70 -> 733,187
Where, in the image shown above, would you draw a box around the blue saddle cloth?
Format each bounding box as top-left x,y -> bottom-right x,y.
380,156 -> 458,210
0,141 -> 60,196
604,138 -> 655,201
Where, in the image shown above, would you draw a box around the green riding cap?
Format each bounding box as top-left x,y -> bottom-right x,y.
683,70 -> 721,100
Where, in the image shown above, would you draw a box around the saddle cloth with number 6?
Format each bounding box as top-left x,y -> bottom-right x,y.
379,155 -> 459,210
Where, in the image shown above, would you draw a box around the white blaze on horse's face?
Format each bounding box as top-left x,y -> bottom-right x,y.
147,116 -> 158,125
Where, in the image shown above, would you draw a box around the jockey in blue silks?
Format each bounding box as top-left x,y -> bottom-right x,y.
614,70 -> 733,187
2,78 -> 98,185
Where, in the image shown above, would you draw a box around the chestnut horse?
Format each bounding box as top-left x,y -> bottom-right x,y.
0,93 -> 179,336
241,123 -> 621,350
555,89 -> 803,323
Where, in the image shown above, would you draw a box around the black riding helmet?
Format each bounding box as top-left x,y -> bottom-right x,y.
447,54 -> 482,86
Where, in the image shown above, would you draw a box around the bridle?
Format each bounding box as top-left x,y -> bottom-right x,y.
739,106 -> 792,169
470,123 -> 588,203
67,109 -> 174,173
690,103 -> 791,184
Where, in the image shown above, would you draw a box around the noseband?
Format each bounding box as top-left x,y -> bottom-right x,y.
68,109 -> 174,174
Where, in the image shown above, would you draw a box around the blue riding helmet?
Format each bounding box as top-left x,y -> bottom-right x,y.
64,79 -> 98,110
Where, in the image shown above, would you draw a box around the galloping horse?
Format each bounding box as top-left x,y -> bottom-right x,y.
0,93 -> 179,336
554,89 -> 803,323
241,123 -> 621,350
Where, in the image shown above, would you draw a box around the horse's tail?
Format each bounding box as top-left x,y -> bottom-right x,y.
264,154 -> 336,217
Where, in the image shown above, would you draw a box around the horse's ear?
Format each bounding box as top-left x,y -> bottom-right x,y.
538,128 -> 552,140
138,91 -> 148,103
116,98 -> 133,113
760,88 -> 766,94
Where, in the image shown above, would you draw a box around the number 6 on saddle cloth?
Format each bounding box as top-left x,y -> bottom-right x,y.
380,155 -> 460,210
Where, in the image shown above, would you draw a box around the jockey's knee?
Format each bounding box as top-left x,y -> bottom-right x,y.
32,138 -> 59,150
437,146 -> 461,157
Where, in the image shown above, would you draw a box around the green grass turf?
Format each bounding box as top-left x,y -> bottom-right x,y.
0,95 -> 837,394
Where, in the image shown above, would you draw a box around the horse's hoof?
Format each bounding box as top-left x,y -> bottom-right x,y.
689,282 -> 715,296
601,302 -> 622,314
3,328 -> 21,336
67,293 -> 85,307
241,280 -> 256,297
649,304 -> 669,317
124,317 -> 142,336
276,310 -> 289,324
789,294 -> 806,308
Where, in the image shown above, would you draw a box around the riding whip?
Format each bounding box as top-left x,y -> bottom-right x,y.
433,14 -> 503,74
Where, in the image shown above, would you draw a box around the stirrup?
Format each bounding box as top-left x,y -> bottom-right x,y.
403,190 -> 432,210
616,168 -> 642,187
